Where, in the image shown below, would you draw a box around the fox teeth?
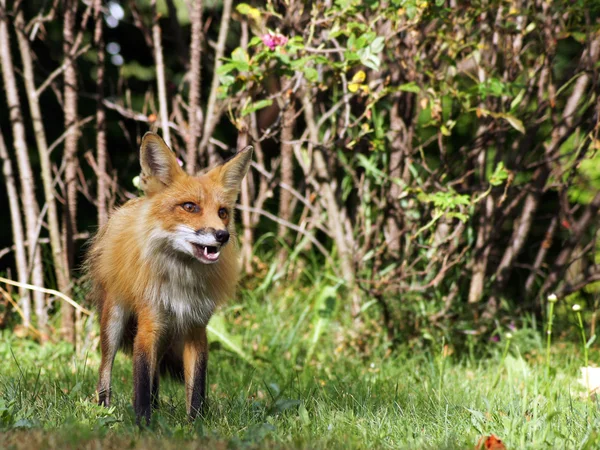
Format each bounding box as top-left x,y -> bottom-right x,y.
203,246 -> 220,258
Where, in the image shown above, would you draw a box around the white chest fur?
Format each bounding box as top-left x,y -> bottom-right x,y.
146,252 -> 216,330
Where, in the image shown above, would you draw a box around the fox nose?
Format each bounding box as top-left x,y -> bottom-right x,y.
215,229 -> 229,244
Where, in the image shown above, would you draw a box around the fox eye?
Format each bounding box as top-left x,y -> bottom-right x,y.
218,207 -> 228,220
181,202 -> 200,213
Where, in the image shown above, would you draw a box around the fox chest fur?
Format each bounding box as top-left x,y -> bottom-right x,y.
147,255 -> 216,329
142,236 -> 233,329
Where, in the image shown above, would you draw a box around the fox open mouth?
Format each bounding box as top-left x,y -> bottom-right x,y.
192,243 -> 221,263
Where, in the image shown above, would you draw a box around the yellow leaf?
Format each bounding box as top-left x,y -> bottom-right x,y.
348,82 -> 360,93
247,7 -> 261,21
351,70 -> 366,84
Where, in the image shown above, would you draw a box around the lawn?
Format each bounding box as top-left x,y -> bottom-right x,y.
1,285 -> 599,449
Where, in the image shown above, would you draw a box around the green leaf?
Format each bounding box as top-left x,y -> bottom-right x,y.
303,66 -> 318,82
371,36 -> 385,53
207,314 -> 255,366
236,3 -> 261,20
231,47 -> 249,63
489,162 -> 509,186
241,99 -> 273,117
120,61 -> 156,81
344,50 -> 361,62
356,154 -> 386,181
397,82 -> 421,93
217,61 -> 249,75
218,74 -> 235,88
510,89 -> 526,111
502,114 -> 525,134
299,403 -> 310,425
305,286 -> 338,364
249,36 -> 263,47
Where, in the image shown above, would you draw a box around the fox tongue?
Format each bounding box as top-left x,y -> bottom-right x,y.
202,245 -> 219,260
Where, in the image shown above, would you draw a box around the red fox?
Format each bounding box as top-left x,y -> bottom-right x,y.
86,132 -> 252,424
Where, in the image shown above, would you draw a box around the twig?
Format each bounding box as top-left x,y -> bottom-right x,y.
35,44 -> 90,97
47,115 -> 94,155
0,276 -> 93,316
0,232 -> 91,261
25,202 -> 48,279
235,204 -> 336,269
198,0 -> 233,159
250,161 -> 324,220
103,99 -> 182,133
0,287 -> 42,338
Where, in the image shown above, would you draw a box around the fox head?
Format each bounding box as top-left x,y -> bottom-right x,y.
139,132 -> 252,264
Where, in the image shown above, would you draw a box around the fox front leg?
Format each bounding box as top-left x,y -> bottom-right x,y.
183,326 -> 208,420
97,301 -> 128,407
132,311 -> 161,425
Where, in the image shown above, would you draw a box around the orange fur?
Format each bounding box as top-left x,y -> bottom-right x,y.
87,132 -> 252,423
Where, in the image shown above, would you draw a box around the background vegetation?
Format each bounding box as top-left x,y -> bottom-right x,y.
1,0 -> 600,447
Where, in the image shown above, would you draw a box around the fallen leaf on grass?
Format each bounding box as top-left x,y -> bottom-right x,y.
475,434 -> 507,450
578,366 -> 600,398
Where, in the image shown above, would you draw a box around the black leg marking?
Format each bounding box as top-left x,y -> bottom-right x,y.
133,353 -> 152,425
189,352 -> 207,420
97,386 -> 110,407
151,367 -> 160,410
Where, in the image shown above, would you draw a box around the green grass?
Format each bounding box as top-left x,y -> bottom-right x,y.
1,283 -> 600,449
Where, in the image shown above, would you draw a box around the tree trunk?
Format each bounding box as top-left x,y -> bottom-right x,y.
0,127 -> 30,326
186,0 -> 203,174
524,217 -> 557,296
385,95 -> 408,255
277,96 -> 296,261
301,88 -> 357,311
62,0 -> 79,345
14,7 -> 71,339
468,195 -> 494,304
541,191 -> 600,295
237,122 -> 254,274
0,3 -> 46,333
151,0 -> 171,147
94,0 -> 108,228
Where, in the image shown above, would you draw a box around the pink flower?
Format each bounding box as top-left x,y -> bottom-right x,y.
261,33 -> 288,51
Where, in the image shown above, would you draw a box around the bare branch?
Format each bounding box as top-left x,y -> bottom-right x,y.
35,44 -> 90,97
151,0 -> 171,147
198,0 -> 233,162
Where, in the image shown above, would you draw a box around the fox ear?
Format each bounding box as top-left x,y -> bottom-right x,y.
139,132 -> 183,195
211,145 -> 253,197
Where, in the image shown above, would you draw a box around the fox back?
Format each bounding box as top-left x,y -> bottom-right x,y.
87,132 -> 252,423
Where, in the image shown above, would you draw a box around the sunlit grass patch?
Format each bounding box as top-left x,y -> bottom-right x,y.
1,286 -> 600,449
